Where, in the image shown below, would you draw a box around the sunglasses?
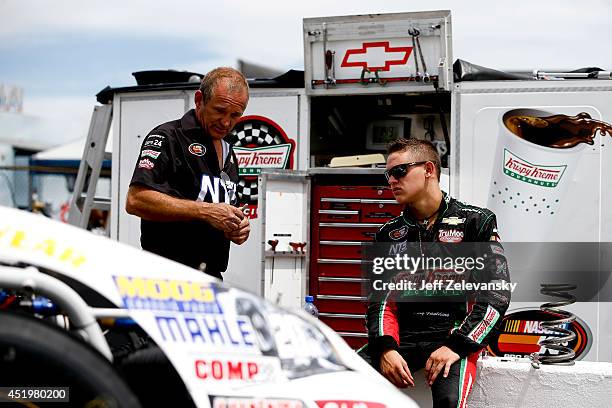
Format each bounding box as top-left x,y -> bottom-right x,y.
384,161 -> 429,182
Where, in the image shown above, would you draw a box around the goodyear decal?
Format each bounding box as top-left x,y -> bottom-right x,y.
487,308 -> 592,359
113,276 -> 223,314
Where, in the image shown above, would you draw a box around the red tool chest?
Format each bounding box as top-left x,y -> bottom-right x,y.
311,184 -> 403,349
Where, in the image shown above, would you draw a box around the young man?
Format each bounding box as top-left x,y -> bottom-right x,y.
126,67 -> 250,279
366,138 -> 510,408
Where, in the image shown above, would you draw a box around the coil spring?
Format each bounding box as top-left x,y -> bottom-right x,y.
530,283 -> 577,368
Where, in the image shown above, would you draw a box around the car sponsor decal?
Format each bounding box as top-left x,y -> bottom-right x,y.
113,276 -> 223,314
153,313 -> 258,351
316,402 -> 387,408
210,397 -> 304,408
388,225 -> 408,240
486,308 -> 592,359
0,227 -> 86,267
438,229 -> 464,243
189,143 -> 206,156
138,158 -> 155,169
194,356 -> 280,383
141,149 -> 161,159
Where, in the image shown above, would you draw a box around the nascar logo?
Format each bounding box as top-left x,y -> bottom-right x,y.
487,309 -> 592,358
503,149 -> 567,188
234,144 -> 292,176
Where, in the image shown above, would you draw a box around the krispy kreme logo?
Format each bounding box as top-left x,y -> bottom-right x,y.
503,149 -> 567,188
234,144 -> 292,175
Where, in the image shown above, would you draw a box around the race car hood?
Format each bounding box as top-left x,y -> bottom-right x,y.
0,207 -> 416,408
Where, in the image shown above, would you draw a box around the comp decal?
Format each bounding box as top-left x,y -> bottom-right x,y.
193,356 -> 280,383
226,115 -> 296,219
486,308 -> 592,359
113,276 -> 223,314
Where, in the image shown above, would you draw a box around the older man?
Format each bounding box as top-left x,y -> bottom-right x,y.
126,67 -> 250,279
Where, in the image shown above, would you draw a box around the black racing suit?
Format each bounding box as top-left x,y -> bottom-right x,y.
366,192 -> 511,408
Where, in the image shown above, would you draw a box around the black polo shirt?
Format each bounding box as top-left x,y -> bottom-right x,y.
130,109 -> 240,277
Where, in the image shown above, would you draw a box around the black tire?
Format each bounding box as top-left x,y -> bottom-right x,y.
120,346 -> 196,408
0,312 -> 141,408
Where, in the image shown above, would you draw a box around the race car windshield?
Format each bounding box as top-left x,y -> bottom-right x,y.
235,294 -> 348,379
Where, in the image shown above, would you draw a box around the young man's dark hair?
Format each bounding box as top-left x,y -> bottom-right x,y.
387,138 -> 441,181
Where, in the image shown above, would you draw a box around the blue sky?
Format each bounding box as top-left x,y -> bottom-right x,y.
1,33 -> 218,97
1,0 -> 611,146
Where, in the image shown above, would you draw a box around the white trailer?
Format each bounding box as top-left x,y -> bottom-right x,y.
74,10 -> 612,365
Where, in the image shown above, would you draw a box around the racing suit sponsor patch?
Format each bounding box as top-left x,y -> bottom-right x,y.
389,225 -> 408,240
441,217 -> 465,226
138,158 -> 155,169
141,149 -> 161,159
438,229 -> 464,243
189,143 -> 206,156
467,305 -> 500,343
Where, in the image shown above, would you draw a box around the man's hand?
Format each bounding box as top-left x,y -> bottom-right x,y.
202,203 -> 244,233
425,346 -> 460,386
224,215 -> 250,245
380,349 -> 414,388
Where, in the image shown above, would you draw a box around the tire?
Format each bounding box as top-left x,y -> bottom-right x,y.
0,312 -> 141,408
120,346 -> 196,408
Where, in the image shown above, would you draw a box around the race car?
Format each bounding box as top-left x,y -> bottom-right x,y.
0,206 -> 416,408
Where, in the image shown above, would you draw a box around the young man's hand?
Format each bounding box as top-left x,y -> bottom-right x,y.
425,346 -> 460,386
380,349 -> 414,388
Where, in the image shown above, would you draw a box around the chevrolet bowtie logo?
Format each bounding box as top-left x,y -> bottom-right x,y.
341,41 -> 413,72
441,217 -> 465,226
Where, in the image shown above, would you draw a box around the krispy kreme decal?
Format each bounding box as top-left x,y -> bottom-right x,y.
234,144 -> 292,174
227,115 -> 296,219
503,149 -> 567,188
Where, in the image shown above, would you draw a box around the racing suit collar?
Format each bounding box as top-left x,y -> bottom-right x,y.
402,191 -> 451,228
180,109 -> 214,141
